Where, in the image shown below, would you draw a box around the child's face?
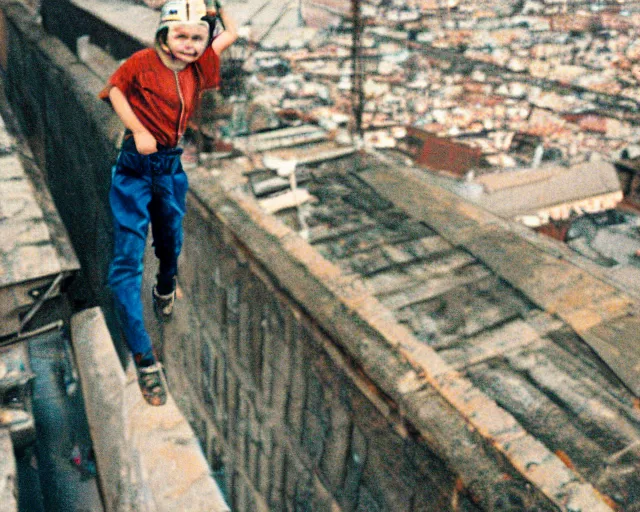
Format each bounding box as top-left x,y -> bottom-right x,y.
166,23 -> 209,64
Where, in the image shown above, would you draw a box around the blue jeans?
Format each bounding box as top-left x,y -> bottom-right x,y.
108,136 -> 188,357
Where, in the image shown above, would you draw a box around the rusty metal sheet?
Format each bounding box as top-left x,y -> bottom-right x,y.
402,126 -> 482,176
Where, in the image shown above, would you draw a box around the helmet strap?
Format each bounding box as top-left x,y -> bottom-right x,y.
155,42 -> 187,71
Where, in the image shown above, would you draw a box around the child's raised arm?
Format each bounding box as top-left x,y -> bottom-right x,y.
109,87 -> 158,155
208,0 -> 238,56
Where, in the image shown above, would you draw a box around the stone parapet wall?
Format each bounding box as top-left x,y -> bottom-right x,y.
71,307 -> 230,512
152,188 -> 467,510
41,0 -> 151,61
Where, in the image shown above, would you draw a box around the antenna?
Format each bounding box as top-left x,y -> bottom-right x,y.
351,0 -> 364,145
298,0 -> 304,27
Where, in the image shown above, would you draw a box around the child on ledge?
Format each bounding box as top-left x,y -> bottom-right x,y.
99,0 -> 237,406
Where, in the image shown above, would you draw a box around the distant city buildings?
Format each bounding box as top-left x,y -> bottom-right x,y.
222,0 -> 639,178
191,0 -> 640,291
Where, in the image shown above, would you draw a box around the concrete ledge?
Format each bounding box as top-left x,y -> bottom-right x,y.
71,307 -> 230,512
0,430 -> 17,512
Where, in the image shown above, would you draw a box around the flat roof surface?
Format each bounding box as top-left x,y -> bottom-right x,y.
0,111 -> 79,289
474,161 -> 623,217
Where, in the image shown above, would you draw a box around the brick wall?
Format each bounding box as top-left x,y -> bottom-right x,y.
157,195 -> 471,511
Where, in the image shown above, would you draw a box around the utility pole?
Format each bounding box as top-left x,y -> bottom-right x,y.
298,0 -> 304,27
351,0 -> 364,145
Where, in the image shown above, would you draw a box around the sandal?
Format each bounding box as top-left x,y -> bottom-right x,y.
153,285 -> 176,319
136,362 -> 168,406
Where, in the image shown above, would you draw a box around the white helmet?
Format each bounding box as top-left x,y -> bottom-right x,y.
158,0 -> 208,34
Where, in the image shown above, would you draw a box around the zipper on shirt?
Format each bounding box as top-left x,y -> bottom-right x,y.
173,70 -> 186,144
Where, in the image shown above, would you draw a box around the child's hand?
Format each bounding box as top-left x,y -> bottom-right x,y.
133,131 -> 157,155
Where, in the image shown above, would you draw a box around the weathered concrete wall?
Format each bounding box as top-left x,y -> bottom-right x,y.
41,0 -> 151,60
161,162 -> 617,512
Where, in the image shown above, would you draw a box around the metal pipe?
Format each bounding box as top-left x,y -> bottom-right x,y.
0,320 -> 64,349
18,273 -> 65,335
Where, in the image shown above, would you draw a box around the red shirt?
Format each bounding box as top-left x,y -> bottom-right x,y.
99,46 -> 221,148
